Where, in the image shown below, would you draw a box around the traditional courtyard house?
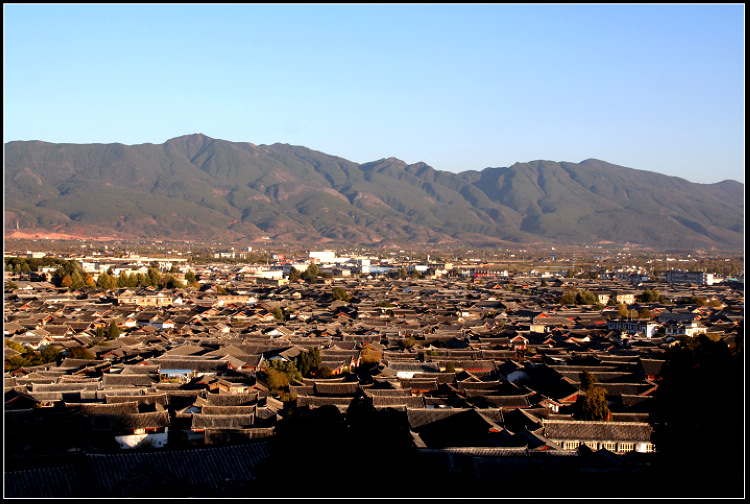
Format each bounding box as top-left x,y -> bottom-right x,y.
158,368 -> 194,384
81,401 -> 171,450
147,314 -> 175,331
44,324 -> 75,339
452,359 -> 497,377
663,319 -> 707,338
637,358 -> 666,381
594,291 -> 612,306
9,332 -> 55,351
613,291 -> 637,305
606,318 -> 660,338
380,361 -> 441,379
148,356 -> 231,379
509,334 -> 529,351
183,391 -> 263,444
523,364 -> 581,405
407,407 -> 506,449
541,419 -> 655,453
4,321 -> 25,336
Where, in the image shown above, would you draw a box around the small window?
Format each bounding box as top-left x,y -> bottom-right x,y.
565,441 -> 580,450
643,443 -> 655,453
584,441 -> 598,450
602,442 -> 616,451
618,442 -> 634,452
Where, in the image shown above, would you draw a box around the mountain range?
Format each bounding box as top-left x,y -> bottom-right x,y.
4,134 -> 744,252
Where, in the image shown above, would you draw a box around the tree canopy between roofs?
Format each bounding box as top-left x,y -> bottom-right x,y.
649,333 -> 744,497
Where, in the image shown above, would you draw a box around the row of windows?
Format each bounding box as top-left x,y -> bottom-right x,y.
562,440 -> 652,453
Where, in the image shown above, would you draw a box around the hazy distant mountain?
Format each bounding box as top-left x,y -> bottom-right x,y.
4,134 -> 744,251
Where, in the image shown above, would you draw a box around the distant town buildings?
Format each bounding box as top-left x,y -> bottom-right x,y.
3,248 -> 743,498
664,270 -> 714,285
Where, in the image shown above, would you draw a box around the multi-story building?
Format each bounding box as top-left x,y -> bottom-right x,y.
664,270 -> 714,285
607,318 -> 660,338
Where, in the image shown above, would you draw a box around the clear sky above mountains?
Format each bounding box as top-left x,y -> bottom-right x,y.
4,4 -> 744,184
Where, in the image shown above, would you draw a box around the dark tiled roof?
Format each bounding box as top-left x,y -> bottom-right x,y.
191,413 -> 256,429
4,464 -> 83,498
104,393 -> 169,406
74,442 -> 270,497
88,409 -> 170,430
203,391 -> 259,406
542,420 -> 653,442
638,358 -> 666,377
295,395 -> 354,408
200,405 -> 257,415
313,381 -> 360,396
101,374 -> 158,388
371,395 -> 425,408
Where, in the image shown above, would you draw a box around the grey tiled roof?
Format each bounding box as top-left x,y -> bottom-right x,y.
191,413 -> 256,429
313,381 -> 360,396
4,464 -> 82,498
203,391 -> 259,406
542,420 -> 653,442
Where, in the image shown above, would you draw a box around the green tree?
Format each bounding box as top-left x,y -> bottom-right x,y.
96,271 -> 113,290
67,346 -> 95,360
70,270 -> 85,290
165,274 -> 184,289
95,326 -> 105,339
61,274 -> 73,289
296,347 -> 322,378
83,274 -> 96,289
5,339 -> 27,353
147,267 -> 161,288
265,359 -> 302,392
639,288 -> 657,303
559,288 -> 578,305
637,308 -> 652,319
577,386 -> 610,421
39,345 -> 62,364
579,370 -> 598,391
576,289 -> 598,305
331,286 -> 351,302
107,320 -> 120,340
359,344 -> 383,365
305,263 -> 319,281
316,365 -> 333,378
399,336 -> 416,349
184,270 -> 197,284
266,367 -> 292,392
5,355 -> 27,371
445,362 -> 456,373
399,266 -> 408,279
117,270 -> 130,288
288,267 -> 300,282
617,303 -> 629,317
685,295 -> 707,306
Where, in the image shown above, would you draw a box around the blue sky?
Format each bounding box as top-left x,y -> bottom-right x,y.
4,4 -> 744,184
